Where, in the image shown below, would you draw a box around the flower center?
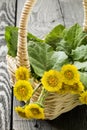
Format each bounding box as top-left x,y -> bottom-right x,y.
62,84 -> 69,90
19,87 -> 27,96
64,70 -> 74,80
47,76 -> 58,87
30,108 -> 40,115
70,84 -> 78,90
20,73 -> 26,80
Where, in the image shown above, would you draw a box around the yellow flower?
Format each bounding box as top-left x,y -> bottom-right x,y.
79,91 -> 87,104
61,64 -> 80,85
25,103 -> 45,119
15,66 -> 30,80
58,82 -> 84,94
15,106 -> 29,118
69,82 -> 84,94
58,83 -> 70,94
14,80 -> 33,101
41,70 -> 63,92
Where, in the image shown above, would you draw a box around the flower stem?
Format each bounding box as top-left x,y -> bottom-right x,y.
25,83 -> 41,105
37,88 -> 48,106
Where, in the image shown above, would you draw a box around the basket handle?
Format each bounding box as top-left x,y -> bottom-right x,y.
17,0 -> 87,69
17,0 -> 37,69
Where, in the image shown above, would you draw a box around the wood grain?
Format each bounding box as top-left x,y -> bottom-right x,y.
17,0 -> 64,39
0,0 -> 16,130
0,0 -> 16,46
59,0 -> 84,27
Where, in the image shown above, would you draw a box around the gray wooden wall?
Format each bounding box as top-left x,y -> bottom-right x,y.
0,0 -> 86,130
0,0 -> 16,130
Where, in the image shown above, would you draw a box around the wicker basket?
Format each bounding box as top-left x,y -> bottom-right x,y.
6,0 -> 87,120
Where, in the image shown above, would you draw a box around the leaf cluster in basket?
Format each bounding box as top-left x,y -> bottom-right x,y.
5,23 -> 87,119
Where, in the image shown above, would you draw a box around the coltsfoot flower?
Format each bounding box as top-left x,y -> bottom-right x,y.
79,91 -> 87,104
69,82 -> 84,94
25,103 -> 45,119
61,64 -> 80,85
41,70 -> 63,92
14,80 -> 33,101
58,81 -> 84,94
15,66 -> 30,80
15,106 -> 28,118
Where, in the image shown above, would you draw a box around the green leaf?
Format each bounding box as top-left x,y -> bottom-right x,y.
28,42 -> 69,77
5,26 -> 18,57
5,26 -> 43,57
63,23 -> 86,49
79,72 -> 87,89
44,24 -> 65,49
56,40 -> 71,55
74,61 -> 87,71
74,31 -> 87,47
56,24 -> 87,57
51,51 -> 69,70
27,33 -> 43,43
28,42 -> 53,77
71,45 -> 87,61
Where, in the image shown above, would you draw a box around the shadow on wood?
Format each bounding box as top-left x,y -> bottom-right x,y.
46,105 -> 87,130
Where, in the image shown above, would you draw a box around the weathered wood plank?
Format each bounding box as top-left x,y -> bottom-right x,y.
0,0 -> 16,46
13,120 -> 56,130
0,0 -> 16,130
59,0 -> 84,27
17,0 -> 64,39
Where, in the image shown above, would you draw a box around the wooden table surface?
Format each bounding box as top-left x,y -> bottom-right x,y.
0,0 -> 87,130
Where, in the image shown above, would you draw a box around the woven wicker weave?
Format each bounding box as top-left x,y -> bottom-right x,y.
6,0 -> 87,120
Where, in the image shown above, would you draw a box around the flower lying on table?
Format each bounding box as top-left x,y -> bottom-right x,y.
5,23 -> 87,119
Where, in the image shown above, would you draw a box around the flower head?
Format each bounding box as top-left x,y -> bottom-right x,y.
69,82 -> 84,94
41,70 -> 63,92
58,83 -> 70,94
79,91 -> 87,104
15,66 -> 30,80
25,103 -> 45,119
15,106 -> 28,118
58,82 -> 84,94
61,64 -> 80,85
14,80 -> 33,101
